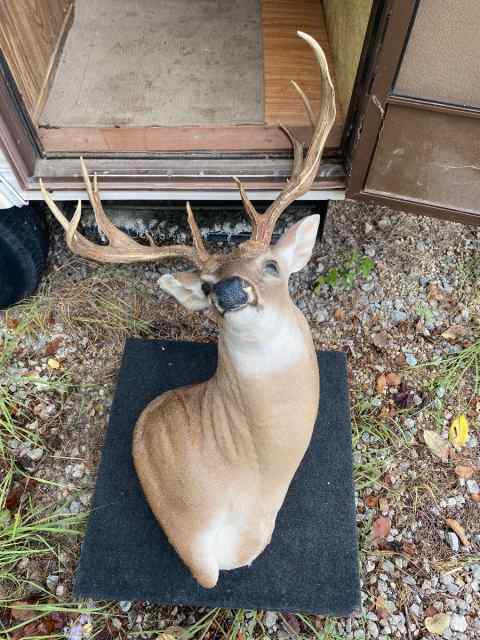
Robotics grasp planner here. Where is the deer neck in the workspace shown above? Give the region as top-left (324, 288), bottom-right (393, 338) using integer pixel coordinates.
top-left (212, 302), bottom-right (317, 416)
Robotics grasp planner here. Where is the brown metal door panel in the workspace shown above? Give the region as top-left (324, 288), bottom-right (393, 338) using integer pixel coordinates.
top-left (395, 0), bottom-right (480, 108)
top-left (366, 105), bottom-right (480, 215)
top-left (346, 0), bottom-right (480, 224)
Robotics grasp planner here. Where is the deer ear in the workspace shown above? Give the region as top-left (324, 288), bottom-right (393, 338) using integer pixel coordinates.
top-left (159, 272), bottom-right (210, 311)
top-left (272, 214), bottom-right (320, 273)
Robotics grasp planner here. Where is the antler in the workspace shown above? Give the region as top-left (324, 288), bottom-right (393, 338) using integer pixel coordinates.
top-left (39, 158), bottom-right (212, 269)
top-left (235, 31), bottom-right (336, 249)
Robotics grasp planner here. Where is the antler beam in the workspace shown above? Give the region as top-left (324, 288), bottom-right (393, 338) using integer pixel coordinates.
top-left (40, 158), bottom-right (210, 268)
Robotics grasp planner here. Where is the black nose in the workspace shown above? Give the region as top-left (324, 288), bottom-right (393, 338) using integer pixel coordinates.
top-left (201, 282), bottom-right (211, 296)
top-left (212, 277), bottom-right (249, 312)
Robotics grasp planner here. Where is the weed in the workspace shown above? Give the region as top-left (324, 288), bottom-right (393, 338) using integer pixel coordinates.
top-left (415, 303), bottom-right (434, 323)
top-left (314, 251), bottom-right (375, 293)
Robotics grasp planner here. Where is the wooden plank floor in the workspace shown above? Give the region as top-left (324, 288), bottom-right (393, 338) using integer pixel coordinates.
top-left (262, 0), bottom-right (343, 128)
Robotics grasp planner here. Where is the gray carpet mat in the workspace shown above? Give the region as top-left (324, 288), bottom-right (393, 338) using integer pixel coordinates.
top-left (74, 338), bottom-right (360, 615)
top-left (41, 0), bottom-right (264, 127)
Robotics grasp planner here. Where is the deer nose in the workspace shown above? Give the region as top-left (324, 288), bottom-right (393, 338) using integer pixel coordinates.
top-left (212, 277), bottom-right (250, 312)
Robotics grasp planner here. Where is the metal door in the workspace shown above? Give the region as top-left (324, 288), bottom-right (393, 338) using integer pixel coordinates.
top-left (345, 0), bottom-right (480, 225)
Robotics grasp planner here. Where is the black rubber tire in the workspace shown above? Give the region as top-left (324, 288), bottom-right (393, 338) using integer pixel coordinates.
top-left (0, 205), bottom-right (49, 309)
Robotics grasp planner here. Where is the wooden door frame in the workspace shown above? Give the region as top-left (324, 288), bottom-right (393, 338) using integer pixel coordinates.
top-left (344, 0), bottom-right (480, 225)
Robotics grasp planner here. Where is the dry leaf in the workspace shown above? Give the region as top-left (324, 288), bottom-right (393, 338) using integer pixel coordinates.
top-left (365, 495), bottom-right (379, 508)
top-left (372, 516), bottom-right (391, 540)
top-left (427, 283), bottom-right (445, 302)
top-left (375, 595), bottom-right (394, 620)
top-left (372, 331), bottom-right (389, 349)
top-left (379, 497), bottom-right (389, 515)
top-left (446, 518), bottom-right (469, 546)
top-left (441, 324), bottom-right (467, 341)
top-left (45, 337), bottom-right (63, 356)
top-left (402, 542), bottom-right (416, 555)
top-left (455, 464), bottom-right (474, 479)
top-left (449, 415), bottom-right (469, 448)
top-left (47, 358), bottom-right (60, 370)
top-left (376, 374), bottom-right (387, 394)
top-left (471, 493), bottom-right (480, 503)
top-left (385, 372), bottom-right (402, 387)
top-left (334, 308), bottom-right (345, 321)
top-left (10, 601), bottom-right (34, 621)
top-left (425, 613), bottom-right (450, 635)
top-left (423, 430), bottom-right (449, 462)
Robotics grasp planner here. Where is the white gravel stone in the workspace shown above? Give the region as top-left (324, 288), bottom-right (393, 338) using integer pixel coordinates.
top-left (367, 621), bottom-right (379, 638)
top-left (264, 611), bottom-right (277, 628)
top-left (447, 531), bottom-right (459, 552)
top-left (27, 447), bottom-right (44, 461)
top-left (466, 479), bottom-right (480, 494)
top-left (450, 614), bottom-right (467, 632)
top-left (46, 575), bottom-right (59, 590)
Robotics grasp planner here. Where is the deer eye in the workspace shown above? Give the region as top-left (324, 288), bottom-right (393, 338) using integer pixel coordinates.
top-left (263, 260), bottom-right (280, 276)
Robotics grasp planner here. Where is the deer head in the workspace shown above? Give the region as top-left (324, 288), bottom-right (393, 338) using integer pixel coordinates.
top-left (40, 32), bottom-right (336, 330)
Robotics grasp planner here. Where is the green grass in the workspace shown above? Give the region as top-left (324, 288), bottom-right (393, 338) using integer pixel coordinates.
top-left (314, 251), bottom-right (376, 293)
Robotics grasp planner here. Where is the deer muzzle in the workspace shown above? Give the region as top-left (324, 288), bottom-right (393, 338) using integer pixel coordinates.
top-left (210, 277), bottom-right (256, 314)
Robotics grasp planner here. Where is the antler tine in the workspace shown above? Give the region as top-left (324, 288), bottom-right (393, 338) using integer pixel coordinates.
top-left (40, 160), bottom-right (212, 268)
top-left (239, 31), bottom-right (336, 248)
top-left (290, 80), bottom-right (316, 130)
top-left (186, 202), bottom-right (211, 264)
top-left (279, 125), bottom-right (304, 179)
top-left (232, 176), bottom-right (265, 239)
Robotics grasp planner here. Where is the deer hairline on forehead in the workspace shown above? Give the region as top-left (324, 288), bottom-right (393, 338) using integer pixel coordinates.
top-left (40, 31), bottom-right (336, 589)
top-left (40, 31), bottom-right (335, 271)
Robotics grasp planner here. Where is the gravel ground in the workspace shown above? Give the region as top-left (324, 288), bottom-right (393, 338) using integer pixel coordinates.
top-left (1, 198), bottom-right (479, 639)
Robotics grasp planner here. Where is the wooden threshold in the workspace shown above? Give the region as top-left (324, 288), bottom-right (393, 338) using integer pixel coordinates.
top-left (39, 123), bottom-right (343, 154)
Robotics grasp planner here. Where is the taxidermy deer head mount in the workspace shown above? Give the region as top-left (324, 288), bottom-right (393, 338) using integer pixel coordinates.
top-left (41, 32), bottom-right (336, 588)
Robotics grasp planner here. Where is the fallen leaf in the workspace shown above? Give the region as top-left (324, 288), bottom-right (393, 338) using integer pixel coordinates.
top-left (5, 482), bottom-right (26, 511)
top-left (282, 613), bottom-right (301, 634)
top-left (6, 317), bottom-right (19, 329)
top-left (449, 415), bottom-right (469, 448)
top-left (446, 518), bottom-right (469, 546)
top-left (425, 613), bottom-right (450, 635)
top-left (454, 464), bottom-right (474, 479)
top-left (334, 308), bottom-right (345, 321)
top-left (427, 282), bottom-right (445, 302)
top-left (379, 497), bottom-right (389, 515)
top-left (375, 595), bottom-right (394, 620)
top-left (423, 430), bottom-right (449, 462)
top-left (45, 337), bottom-right (63, 356)
top-left (393, 383), bottom-right (417, 408)
top-left (372, 331), bottom-right (389, 349)
top-left (394, 353), bottom-right (406, 367)
top-left (365, 495), bottom-right (379, 508)
top-left (441, 324), bottom-right (467, 341)
top-left (10, 601), bottom-right (34, 621)
top-left (402, 542), bottom-right (416, 555)
top-left (372, 516), bottom-right (391, 541)
top-left (376, 374), bottom-right (387, 394)
top-left (471, 493), bottom-right (480, 503)
top-left (47, 358), bottom-right (60, 370)
top-left (385, 372), bottom-right (402, 387)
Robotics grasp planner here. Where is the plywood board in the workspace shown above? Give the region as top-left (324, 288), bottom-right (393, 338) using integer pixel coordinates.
top-left (40, 0), bottom-right (263, 127)
top-left (322, 0), bottom-right (372, 115)
top-left (262, 0), bottom-right (343, 128)
top-left (0, 0), bottom-right (73, 119)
